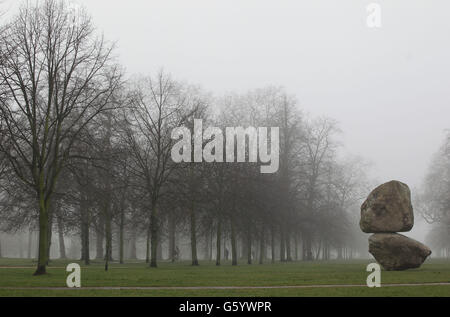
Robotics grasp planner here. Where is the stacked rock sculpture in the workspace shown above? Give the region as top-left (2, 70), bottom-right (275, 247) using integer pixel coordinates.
top-left (360, 180), bottom-right (431, 270)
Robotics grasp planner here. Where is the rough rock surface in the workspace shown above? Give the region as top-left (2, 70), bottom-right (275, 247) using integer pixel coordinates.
top-left (360, 180), bottom-right (414, 233)
top-left (369, 233), bottom-right (432, 271)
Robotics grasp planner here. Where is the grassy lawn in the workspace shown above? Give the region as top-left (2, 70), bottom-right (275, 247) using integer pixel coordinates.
top-left (0, 258), bottom-right (449, 296)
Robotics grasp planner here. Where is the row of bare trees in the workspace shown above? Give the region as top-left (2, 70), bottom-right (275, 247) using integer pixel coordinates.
top-left (0, 0), bottom-right (371, 275)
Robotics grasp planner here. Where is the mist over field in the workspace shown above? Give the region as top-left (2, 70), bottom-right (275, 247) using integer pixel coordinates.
top-left (0, 0), bottom-right (449, 278)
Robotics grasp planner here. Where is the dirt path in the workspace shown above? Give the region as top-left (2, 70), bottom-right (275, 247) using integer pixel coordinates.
top-left (1, 282), bottom-right (450, 290)
top-left (0, 266), bottom-right (135, 269)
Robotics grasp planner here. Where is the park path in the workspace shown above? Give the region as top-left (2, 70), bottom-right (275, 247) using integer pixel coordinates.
top-left (0, 266), bottom-right (136, 269)
top-left (1, 282), bottom-right (450, 290)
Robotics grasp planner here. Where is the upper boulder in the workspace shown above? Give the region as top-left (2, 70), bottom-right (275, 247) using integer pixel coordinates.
top-left (360, 180), bottom-right (414, 233)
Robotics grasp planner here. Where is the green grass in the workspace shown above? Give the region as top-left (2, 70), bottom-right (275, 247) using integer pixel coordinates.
top-left (1, 258), bottom-right (450, 296)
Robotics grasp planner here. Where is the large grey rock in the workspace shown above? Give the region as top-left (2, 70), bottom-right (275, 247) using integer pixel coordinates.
top-left (360, 180), bottom-right (414, 233)
top-left (369, 233), bottom-right (431, 270)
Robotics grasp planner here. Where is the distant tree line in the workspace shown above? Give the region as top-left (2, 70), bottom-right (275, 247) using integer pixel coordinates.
top-left (0, 0), bottom-right (372, 274)
top-left (420, 132), bottom-right (450, 258)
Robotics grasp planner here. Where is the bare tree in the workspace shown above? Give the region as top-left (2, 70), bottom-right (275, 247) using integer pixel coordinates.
top-left (0, 0), bottom-right (121, 275)
top-left (296, 117), bottom-right (340, 260)
top-left (125, 71), bottom-right (199, 267)
top-left (419, 132), bottom-right (450, 225)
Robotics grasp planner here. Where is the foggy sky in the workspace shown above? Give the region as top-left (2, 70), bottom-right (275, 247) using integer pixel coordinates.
top-left (2, 0), bottom-right (449, 239)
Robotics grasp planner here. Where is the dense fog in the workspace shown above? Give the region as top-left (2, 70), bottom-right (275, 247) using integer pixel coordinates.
top-left (0, 1), bottom-right (449, 271)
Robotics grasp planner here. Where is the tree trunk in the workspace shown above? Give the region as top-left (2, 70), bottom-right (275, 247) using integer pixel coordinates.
top-left (259, 225), bottom-right (265, 264)
top-left (157, 232), bottom-right (163, 261)
top-left (303, 230), bottom-right (313, 261)
top-left (57, 215), bottom-right (66, 259)
top-left (204, 229), bottom-right (210, 261)
top-left (286, 227), bottom-right (292, 261)
top-left (337, 246), bottom-right (343, 260)
top-left (223, 234), bottom-right (226, 261)
top-left (150, 204), bottom-right (158, 267)
top-left (129, 230), bottom-right (137, 260)
top-left (35, 231), bottom-right (39, 258)
top-left (80, 197), bottom-right (90, 265)
top-left (247, 225), bottom-right (252, 265)
top-left (46, 211), bottom-right (53, 264)
top-left (271, 225), bottom-right (275, 263)
top-left (119, 209), bottom-right (125, 264)
top-left (169, 215), bottom-right (176, 262)
top-left (315, 239), bottom-right (322, 260)
top-left (80, 220), bottom-right (87, 262)
top-left (80, 229), bottom-right (84, 261)
top-left (190, 202), bottom-right (199, 266)
top-left (209, 227), bottom-right (213, 261)
top-left (96, 217), bottom-right (104, 259)
top-left (322, 240), bottom-right (329, 260)
top-left (146, 224), bottom-right (150, 264)
top-left (34, 197), bottom-right (49, 276)
top-left (215, 219), bottom-right (221, 266)
top-left (104, 207), bottom-right (112, 269)
top-left (327, 242), bottom-right (330, 260)
top-left (230, 218), bottom-right (237, 266)
top-left (280, 228), bottom-right (286, 262)
top-left (83, 223), bottom-right (90, 264)
top-left (105, 213), bottom-right (112, 262)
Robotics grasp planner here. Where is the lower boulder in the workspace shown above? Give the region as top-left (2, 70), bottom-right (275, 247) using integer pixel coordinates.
top-left (369, 233), bottom-right (431, 271)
